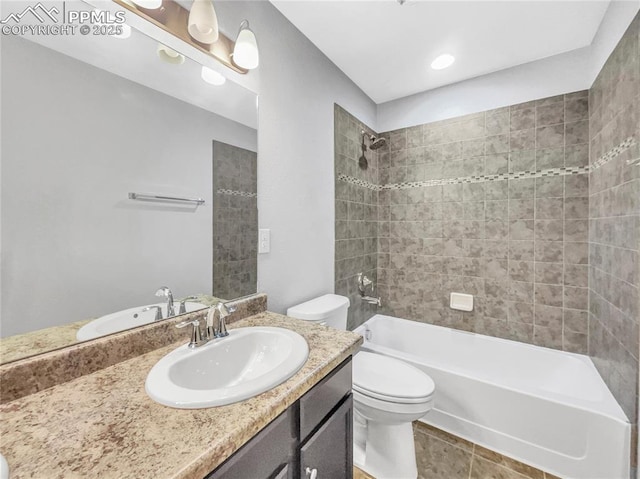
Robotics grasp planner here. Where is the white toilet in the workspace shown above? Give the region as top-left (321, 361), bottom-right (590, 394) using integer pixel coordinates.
top-left (287, 294), bottom-right (435, 479)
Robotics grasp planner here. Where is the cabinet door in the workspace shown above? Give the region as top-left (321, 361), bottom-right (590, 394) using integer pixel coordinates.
top-left (299, 395), bottom-right (353, 479)
top-left (207, 408), bottom-right (296, 479)
top-left (300, 358), bottom-right (351, 442)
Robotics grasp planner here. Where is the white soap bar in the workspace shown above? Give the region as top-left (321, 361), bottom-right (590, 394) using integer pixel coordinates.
top-left (450, 292), bottom-right (473, 312)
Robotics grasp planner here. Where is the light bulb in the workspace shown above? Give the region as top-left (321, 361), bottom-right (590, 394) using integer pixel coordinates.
top-left (233, 20), bottom-right (259, 70)
top-left (188, 0), bottom-right (219, 44)
top-left (157, 44), bottom-right (185, 64)
top-left (131, 0), bottom-right (162, 9)
top-left (201, 66), bottom-right (226, 86)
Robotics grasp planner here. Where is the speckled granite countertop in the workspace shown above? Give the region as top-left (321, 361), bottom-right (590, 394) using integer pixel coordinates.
top-left (0, 312), bottom-right (362, 479)
top-left (0, 319), bottom-right (90, 364)
top-left (0, 294), bottom-right (223, 364)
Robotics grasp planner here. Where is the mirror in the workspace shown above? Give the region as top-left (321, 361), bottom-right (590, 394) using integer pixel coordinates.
top-left (0, 1), bottom-right (258, 363)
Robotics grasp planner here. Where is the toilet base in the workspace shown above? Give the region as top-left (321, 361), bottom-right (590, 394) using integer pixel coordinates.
top-left (353, 413), bottom-right (418, 479)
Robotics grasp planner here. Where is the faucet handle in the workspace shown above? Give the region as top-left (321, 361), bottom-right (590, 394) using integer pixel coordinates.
top-left (205, 306), bottom-right (217, 340)
top-left (218, 314), bottom-right (229, 338)
top-left (176, 318), bottom-right (203, 349)
top-left (155, 286), bottom-right (171, 297)
top-left (141, 305), bottom-right (163, 321)
top-left (178, 296), bottom-right (198, 314)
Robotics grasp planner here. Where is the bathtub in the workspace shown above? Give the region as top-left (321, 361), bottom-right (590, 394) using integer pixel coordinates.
top-left (354, 314), bottom-right (630, 479)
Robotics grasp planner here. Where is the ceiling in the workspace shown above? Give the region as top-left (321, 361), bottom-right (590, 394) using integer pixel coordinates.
top-left (270, 0), bottom-right (612, 104)
top-left (4, 0), bottom-right (257, 129)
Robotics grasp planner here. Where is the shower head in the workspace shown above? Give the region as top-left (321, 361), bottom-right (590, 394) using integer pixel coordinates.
top-left (368, 135), bottom-right (387, 150)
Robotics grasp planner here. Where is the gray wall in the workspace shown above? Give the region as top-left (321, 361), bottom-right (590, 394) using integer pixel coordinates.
top-left (210, 2), bottom-right (378, 314)
top-left (588, 11), bottom-right (640, 443)
top-left (1, 36), bottom-right (256, 336)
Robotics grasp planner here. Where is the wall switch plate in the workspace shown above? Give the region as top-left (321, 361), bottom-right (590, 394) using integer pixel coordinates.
top-left (258, 229), bottom-right (270, 254)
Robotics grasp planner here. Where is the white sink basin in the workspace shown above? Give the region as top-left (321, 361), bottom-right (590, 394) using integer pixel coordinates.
top-left (145, 327), bottom-right (309, 409)
top-left (0, 453), bottom-right (8, 479)
top-left (76, 302), bottom-right (207, 341)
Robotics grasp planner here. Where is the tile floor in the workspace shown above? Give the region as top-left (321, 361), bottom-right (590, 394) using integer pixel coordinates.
top-left (354, 422), bottom-right (561, 479)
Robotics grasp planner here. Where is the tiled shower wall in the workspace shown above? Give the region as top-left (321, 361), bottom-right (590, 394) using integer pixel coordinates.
top-left (334, 105), bottom-right (380, 330)
top-left (375, 92), bottom-right (591, 352)
top-left (212, 141), bottom-right (258, 300)
top-left (588, 13), bottom-right (640, 429)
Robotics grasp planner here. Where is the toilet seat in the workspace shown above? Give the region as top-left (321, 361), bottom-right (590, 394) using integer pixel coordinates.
top-left (353, 352), bottom-right (435, 404)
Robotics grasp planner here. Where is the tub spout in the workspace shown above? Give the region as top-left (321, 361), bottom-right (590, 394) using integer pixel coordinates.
top-left (361, 295), bottom-right (382, 307)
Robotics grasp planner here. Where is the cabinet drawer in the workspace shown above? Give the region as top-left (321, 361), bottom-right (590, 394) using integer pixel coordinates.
top-left (207, 407), bottom-right (296, 479)
top-left (299, 358), bottom-right (352, 441)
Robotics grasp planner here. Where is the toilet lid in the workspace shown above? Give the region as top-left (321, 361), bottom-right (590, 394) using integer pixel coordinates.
top-left (353, 352), bottom-right (435, 401)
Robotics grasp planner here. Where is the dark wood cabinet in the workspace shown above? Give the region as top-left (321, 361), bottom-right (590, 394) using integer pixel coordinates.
top-left (299, 396), bottom-right (353, 479)
top-left (207, 358), bottom-right (353, 479)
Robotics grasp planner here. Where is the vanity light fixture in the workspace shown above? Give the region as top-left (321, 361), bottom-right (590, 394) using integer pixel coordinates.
top-left (232, 20), bottom-right (259, 70)
top-left (157, 43), bottom-right (185, 64)
top-left (188, 0), bottom-right (219, 44)
top-left (114, 0), bottom-right (257, 74)
top-left (201, 66), bottom-right (226, 86)
top-left (431, 54), bottom-right (455, 70)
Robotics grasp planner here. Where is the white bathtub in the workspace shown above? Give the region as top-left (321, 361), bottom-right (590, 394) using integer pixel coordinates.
top-left (354, 314), bottom-right (630, 479)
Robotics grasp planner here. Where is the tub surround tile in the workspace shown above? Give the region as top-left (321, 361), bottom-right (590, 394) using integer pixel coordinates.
top-left (334, 105), bottom-right (380, 330)
top-left (362, 92), bottom-right (592, 353)
top-left (0, 294), bottom-right (267, 404)
top-left (0, 312), bottom-right (363, 479)
top-left (212, 142), bottom-right (257, 300)
top-left (587, 12), bottom-right (640, 437)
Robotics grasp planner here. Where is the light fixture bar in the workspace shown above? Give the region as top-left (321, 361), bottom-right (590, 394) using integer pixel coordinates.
top-left (113, 0), bottom-right (248, 74)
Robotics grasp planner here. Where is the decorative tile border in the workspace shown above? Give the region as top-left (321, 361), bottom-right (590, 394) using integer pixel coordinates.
top-left (339, 166), bottom-right (589, 191)
top-left (337, 174), bottom-right (379, 191)
top-left (381, 165), bottom-right (590, 191)
top-left (339, 136), bottom-right (638, 191)
top-left (216, 189), bottom-right (257, 198)
top-left (591, 136), bottom-right (636, 169)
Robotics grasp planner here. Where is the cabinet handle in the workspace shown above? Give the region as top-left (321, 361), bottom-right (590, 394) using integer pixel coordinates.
top-left (305, 467), bottom-right (318, 479)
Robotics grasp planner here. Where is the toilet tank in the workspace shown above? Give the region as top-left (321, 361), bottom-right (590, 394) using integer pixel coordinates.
top-left (286, 294), bottom-right (350, 330)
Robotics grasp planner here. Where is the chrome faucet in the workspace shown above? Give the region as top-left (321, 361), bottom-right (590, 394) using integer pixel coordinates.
top-left (178, 296), bottom-right (198, 315)
top-left (175, 317), bottom-right (204, 349)
top-left (175, 301), bottom-right (238, 348)
top-left (357, 273), bottom-right (382, 306)
top-left (142, 305), bottom-right (163, 321)
top-left (205, 302), bottom-right (237, 339)
top-left (155, 286), bottom-right (175, 318)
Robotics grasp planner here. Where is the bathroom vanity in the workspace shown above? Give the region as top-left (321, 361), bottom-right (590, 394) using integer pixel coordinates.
top-left (0, 311), bottom-right (362, 478)
top-left (209, 358), bottom-right (353, 479)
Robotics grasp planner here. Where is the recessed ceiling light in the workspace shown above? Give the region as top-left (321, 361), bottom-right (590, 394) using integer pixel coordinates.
top-left (431, 54), bottom-right (455, 70)
top-left (201, 66), bottom-right (226, 86)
